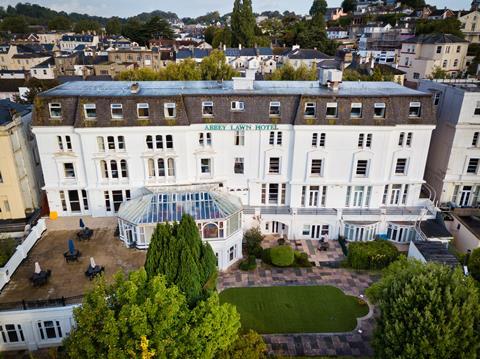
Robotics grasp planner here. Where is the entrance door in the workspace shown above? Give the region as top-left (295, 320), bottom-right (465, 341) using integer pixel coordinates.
top-left (460, 186), bottom-right (472, 207)
top-left (310, 225), bottom-right (321, 239)
top-left (272, 221), bottom-right (286, 235)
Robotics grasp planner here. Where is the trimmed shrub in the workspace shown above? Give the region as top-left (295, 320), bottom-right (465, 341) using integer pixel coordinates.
top-left (0, 238), bottom-right (17, 267)
top-left (347, 240), bottom-right (399, 270)
top-left (261, 248), bottom-right (272, 265)
top-left (270, 245), bottom-right (294, 267)
top-left (294, 251), bottom-right (312, 267)
top-left (239, 255), bottom-right (257, 271)
top-left (244, 227), bottom-right (263, 258)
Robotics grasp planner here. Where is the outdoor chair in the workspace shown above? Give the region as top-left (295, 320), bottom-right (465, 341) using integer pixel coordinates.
top-left (77, 227), bottom-right (94, 241)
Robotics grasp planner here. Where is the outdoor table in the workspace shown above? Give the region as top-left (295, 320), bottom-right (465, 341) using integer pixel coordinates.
top-left (85, 265), bottom-right (104, 280)
top-left (31, 270), bottom-right (51, 287)
top-left (64, 249), bottom-right (81, 263)
top-left (77, 227), bottom-right (94, 241)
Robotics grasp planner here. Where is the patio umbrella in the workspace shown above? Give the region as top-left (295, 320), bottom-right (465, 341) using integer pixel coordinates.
top-left (68, 239), bottom-right (75, 254)
top-left (79, 218), bottom-right (85, 229)
top-left (34, 262), bottom-right (41, 274)
top-left (90, 257), bottom-right (96, 268)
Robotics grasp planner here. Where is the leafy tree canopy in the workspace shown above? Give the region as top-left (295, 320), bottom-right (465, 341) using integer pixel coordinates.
top-left (231, 0), bottom-right (256, 47)
top-left (415, 19), bottom-right (464, 38)
top-left (341, 0), bottom-right (357, 13)
top-left (267, 63), bottom-right (318, 80)
top-left (468, 248), bottom-right (480, 281)
top-left (310, 0), bottom-right (328, 17)
top-left (73, 19), bottom-right (101, 34)
top-left (145, 215), bottom-right (217, 305)
top-left (47, 16), bottom-right (71, 31)
top-left (200, 50), bottom-right (239, 80)
top-left (121, 16), bottom-right (173, 45)
top-left (63, 269), bottom-right (241, 359)
top-left (1, 16), bottom-right (28, 33)
top-left (366, 258), bottom-right (480, 359)
top-left (105, 17), bottom-right (122, 35)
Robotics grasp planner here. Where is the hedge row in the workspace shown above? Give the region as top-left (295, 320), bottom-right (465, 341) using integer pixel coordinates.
top-left (347, 240), bottom-right (399, 270)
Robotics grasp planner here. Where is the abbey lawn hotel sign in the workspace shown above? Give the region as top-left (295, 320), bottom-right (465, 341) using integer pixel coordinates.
top-left (204, 124), bottom-right (279, 131)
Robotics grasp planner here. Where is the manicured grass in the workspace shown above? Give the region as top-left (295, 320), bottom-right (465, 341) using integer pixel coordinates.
top-left (219, 285), bottom-right (369, 334)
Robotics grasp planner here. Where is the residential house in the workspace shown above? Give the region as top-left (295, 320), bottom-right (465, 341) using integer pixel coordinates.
top-left (0, 45), bottom-right (51, 71)
top-left (325, 8), bottom-right (347, 22)
top-left (284, 48), bottom-right (334, 69)
top-left (30, 58), bottom-right (56, 80)
top-left (37, 32), bottom-right (68, 45)
top-left (0, 99), bottom-right (42, 221)
top-left (398, 33), bottom-right (469, 82)
top-left (458, 10), bottom-right (480, 43)
top-left (93, 62), bottom-right (136, 78)
top-left (327, 27), bottom-right (349, 40)
top-left (175, 48), bottom-right (211, 63)
top-left (59, 35), bottom-right (99, 53)
top-left (0, 80), bottom-right (27, 101)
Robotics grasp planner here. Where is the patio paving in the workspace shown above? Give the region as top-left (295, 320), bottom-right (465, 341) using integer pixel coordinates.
top-left (0, 228), bottom-right (146, 304)
top-left (218, 267), bottom-right (379, 357)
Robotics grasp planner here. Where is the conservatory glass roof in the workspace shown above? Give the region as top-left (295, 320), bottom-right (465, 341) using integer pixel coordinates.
top-left (118, 189), bottom-right (242, 225)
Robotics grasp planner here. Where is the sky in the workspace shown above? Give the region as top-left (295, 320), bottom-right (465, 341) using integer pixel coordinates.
top-left (2, 0), bottom-right (472, 18)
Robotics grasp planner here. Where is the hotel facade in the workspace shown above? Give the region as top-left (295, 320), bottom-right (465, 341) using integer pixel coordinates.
top-left (32, 76), bottom-right (437, 269)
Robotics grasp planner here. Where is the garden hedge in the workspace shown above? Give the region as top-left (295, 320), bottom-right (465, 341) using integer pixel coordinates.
top-left (347, 240), bottom-right (399, 270)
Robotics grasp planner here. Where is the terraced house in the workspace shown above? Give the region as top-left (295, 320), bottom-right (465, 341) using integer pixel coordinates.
top-left (32, 70), bottom-right (437, 269)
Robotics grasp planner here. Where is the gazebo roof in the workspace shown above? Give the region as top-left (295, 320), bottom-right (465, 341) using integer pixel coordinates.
top-left (118, 189), bottom-right (242, 225)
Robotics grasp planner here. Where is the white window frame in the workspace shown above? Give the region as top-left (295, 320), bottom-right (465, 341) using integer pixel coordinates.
top-left (202, 101), bottom-right (214, 117)
top-left (83, 103), bottom-right (97, 119)
top-left (269, 101), bottom-right (281, 117)
top-left (395, 158), bottom-right (408, 175)
top-left (310, 159), bottom-right (323, 176)
top-left (200, 158), bottom-right (212, 175)
top-left (137, 103), bottom-right (149, 118)
top-left (350, 103), bottom-right (363, 118)
top-left (110, 103), bottom-right (123, 119)
top-left (373, 102), bottom-right (386, 118)
top-left (355, 160), bottom-right (369, 177)
top-left (304, 102), bottom-right (316, 117)
top-left (268, 157), bottom-right (281, 174)
top-left (231, 101), bottom-right (245, 111)
top-left (409, 102), bottom-right (421, 117)
top-left (326, 102), bottom-right (338, 118)
top-left (49, 103), bottom-right (62, 118)
top-left (164, 103), bottom-right (176, 118)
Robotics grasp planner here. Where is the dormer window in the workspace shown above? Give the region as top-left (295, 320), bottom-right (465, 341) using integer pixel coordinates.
top-left (231, 101), bottom-right (245, 111)
top-left (202, 101), bottom-right (213, 117)
top-left (374, 103), bottom-right (386, 118)
top-left (304, 102), bottom-right (316, 117)
top-left (350, 103), bottom-right (362, 118)
top-left (111, 104), bottom-right (123, 119)
top-left (84, 104), bottom-right (96, 119)
top-left (326, 102), bottom-right (338, 118)
top-left (409, 102), bottom-right (421, 117)
top-left (164, 103), bottom-right (176, 118)
top-left (269, 101), bottom-right (281, 117)
top-left (137, 103), bottom-right (149, 118)
top-left (49, 103), bottom-right (62, 118)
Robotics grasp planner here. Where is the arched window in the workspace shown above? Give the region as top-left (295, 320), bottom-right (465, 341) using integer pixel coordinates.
top-left (111, 160), bottom-right (118, 178)
top-left (100, 160), bottom-right (108, 178)
top-left (167, 158), bottom-right (175, 176)
top-left (158, 159), bottom-right (165, 177)
top-left (203, 223), bottom-right (218, 239)
top-left (120, 160), bottom-right (128, 178)
top-left (146, 135), bottom-right (153, 149)
top-left (148, 159), bottom-right (155, 177)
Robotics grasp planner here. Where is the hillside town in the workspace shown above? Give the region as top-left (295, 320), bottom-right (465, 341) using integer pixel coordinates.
top-left (1, 0), bottom-right (480, 358)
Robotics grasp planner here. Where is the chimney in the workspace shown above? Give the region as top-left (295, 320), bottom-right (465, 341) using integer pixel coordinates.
top-left (233, 69), bottom-right (255, 90)
top-left (319, 67), bottom-right (343, 92)
top-left (130, 82), bottom-right (140, 94)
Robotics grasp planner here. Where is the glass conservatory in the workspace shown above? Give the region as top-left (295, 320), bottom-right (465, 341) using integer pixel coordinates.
top-left (117, 188), bottom-right (243, 250)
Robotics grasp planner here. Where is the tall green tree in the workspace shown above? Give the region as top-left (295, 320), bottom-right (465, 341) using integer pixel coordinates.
top-left (341, 0), bottom-right (357, 13)
top-left (366, 258), bottom-right (480, 359)
top-left (0, 16), bottom-right (28, 33)
top-left (309, 0), bottom-right (328, 17)
top-left (73, 19), bottom-right (101, 34)
top-left (468, 248), bottom-right (480, 281)
top-left (145, 215), bottom-right (217, 305)
top-left (47, 16), bottom-right (71, 31)
top-left (63, 269), bottom-right (240, 358)
top-left (212, 27), bottom-right (233, 48)
top-left (231, 0), bottom-right (256, 47)
top-left (204, 25), bottom-right (217, 45)
top-left (106, 17), bottom-right (122, 35)
top-left (267, 63), bottom-right (318, 80)
top-left (415, 19), bottom-right (464, 38)
top-left (200, 50), bottom-right (239, 80)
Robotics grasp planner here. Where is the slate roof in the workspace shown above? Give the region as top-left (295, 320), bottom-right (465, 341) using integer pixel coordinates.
top-left (176, 48), bottom-right (211, 59)
top-left (413, 241), bottom-right (459, 267)
top-left (257, 47), bottom-right (273, 56)
top-left (403, 33), bottom-right (469, 44)
top-left (287, 49), bottom-right (333, 60)
top-left (32, 57), bottom-right (55, 69)
top-left (0, 99), bottom-right (30, 126)
top-left (61, 35), bottom-right (95, 42)
top-left (420, 218), bottom-right (452, 239)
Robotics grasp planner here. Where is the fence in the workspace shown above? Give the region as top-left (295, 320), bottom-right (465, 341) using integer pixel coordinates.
top-left (0, 294), bottom-right (83, 312)
top-left (0, 218), bottom-right (46, 291)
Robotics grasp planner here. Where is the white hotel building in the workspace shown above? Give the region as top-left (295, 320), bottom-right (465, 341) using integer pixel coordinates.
top-left (32, 77), bottom-right (437, 269)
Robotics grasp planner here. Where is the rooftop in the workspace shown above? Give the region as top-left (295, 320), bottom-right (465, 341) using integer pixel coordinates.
top-left (118, 189), bottom-right (242, 225)
top-left (0, 99), bottom-right (30, 126)
top-left (403, 33), bottom-right (469, 44)
top-left (413, 241), bottom-right (459, 267)
top-left (0, 227), bottom-right (145, 305)
top-left (40, 80), bottom-right (428, 98)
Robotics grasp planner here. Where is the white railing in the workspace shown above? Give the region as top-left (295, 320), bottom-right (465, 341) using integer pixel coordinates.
top-left (0, 219), bottom-right (46, 291)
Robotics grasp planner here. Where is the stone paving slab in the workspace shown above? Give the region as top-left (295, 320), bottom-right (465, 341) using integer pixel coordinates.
top-left (218, 267), bottom-right (378, 357)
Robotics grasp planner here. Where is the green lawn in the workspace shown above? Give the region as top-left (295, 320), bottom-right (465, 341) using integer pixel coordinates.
top-left (219, 286), bottom-right (369, 334)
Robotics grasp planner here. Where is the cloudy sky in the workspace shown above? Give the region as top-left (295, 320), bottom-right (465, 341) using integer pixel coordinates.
top-left (2, 0), bottom-right (472, 18)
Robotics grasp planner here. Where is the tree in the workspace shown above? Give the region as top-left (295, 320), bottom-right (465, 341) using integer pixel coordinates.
top-left (309, 0), bottom-right (328, 17)
top-left (200, 49), bottom-right (239, 80)
top-left (429, 66), bottom-right (449, 79)
top-left (415, 19), bottom-right (464, 39)
top-left (0, 16), bottom-right (28, 33)
top-left (63, 269), bottom-right (240, 358)
top-left (267, 63), bottom-right (318, 81)
top-left (48, 16), bottom-right (71, 31)
top-left (14, 78), bottom-right (59, 104)
top-left (204, 26), bottom-right (217, 45)
top-left (219, 330), bottom-right (267, 359)
top-left (401, 0), bottom-right (426, 8)
top-left (366, 258), bottom-right (480, 358)
top-left (145, 215), bottom-right (217, 305)
top-left (143, 16), bottom-right (174, 41)
top-left (231, 0), bottom-right (256, 47)
top-left (341, 0), bottom-right (357, 13)
top-left (212, 27), bottom-right (233, 48)
top-left (73, 19), bottom-right (101, 34)
top-left (468, 248), bottom-right (480, 281)
top-left (106, 17), bottom-right (122, 35)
